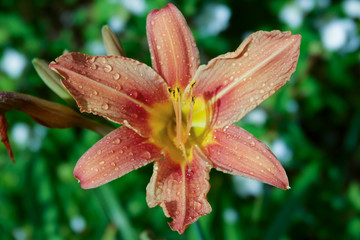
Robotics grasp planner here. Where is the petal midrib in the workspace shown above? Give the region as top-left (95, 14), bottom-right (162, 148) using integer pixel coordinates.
top-left (205, 38), bottom-right (296, 101)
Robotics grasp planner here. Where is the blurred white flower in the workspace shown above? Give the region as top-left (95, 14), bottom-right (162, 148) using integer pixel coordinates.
top-left (0, 48), bottom-right (27, 78)
top-left (12, 228), bottom-right (27, 240)
top-left (296, 0), bottom-right (316, 12)
top-left (286, 100), bottom-right (299, 113)
top-left (120, 0), bottom-right (146, 15)
top-left (108, 16), bottom-right (126, 33)
top-left (223, 208), bottom-right (239, 223)
top-left (320, 19), bottom-right (360, 52)
top-left (244, 108), bottom-right (267, 125)
top-left (233, 175), bottom-right (263, 198)
top-left (318, 0), bottom-right (331, 8)
top-left (343, 0), bottom-right (360, 18)
top-left (196, 4), bottom-right (231, 36)
top-left (70, 216), bottom-right (86, 233)
top-left (271, 138), bottom-right (293, 164)
top-left (86, 41), bottom-right (107, 56)
top-left (279, 4), bottom-right (303, 28)
top-left (29, 125), bottom-right (47, 151)
top-left (11, 123), bottom-right (30, 147)
top-left (10, 123), bottom-right (47, 152)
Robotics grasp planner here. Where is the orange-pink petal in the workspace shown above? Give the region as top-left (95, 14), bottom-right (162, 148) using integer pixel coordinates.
top-left (74, 126), bottom-right (162, 189)
top-left (203, 125), bottom-right (289, 189)
top-left (50, 53), bottom-right (169, 137)
top-left (193, 31), bottom-right (301, 128)
top-left (146, 152), bottom-right (212, 234)
top-left (146, 3), bottom-right (199, 89)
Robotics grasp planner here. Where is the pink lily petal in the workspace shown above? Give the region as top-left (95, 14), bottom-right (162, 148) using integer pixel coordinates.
top-left (147, 3), bottom-right (199, 89)
top-left (192, 31), bottom-right (301, 128)
top-left (146, 152), bottom-right (212, 234)
top-left (50, 53), bottom-right (169, 137)
top-left (74, 126), bottom-right (162, 189)
top-left (203, 125), bottom-right (289, 189)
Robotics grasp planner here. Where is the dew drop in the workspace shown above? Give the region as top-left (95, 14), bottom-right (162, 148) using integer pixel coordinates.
top-left (111, 162), bottom-right (116, 167)
top-left (115, 167), bottom-right (119, 171)
top-left (250, 141), bottom-right (256, 146)
top-left (156, 45), bottom-right (161, 50)
top-left (79, 85), bottom-right (83, 89)
top-left (119, 150), bottom-right (123, 154)
top-left (94, 168), bottom-right (99, 172)
top-left (99, 161), bottom-right (105, 165)
top-left (113, 138), bottom-right (121, 144)
top-left (97, 150), bottom-right (102, 155)
top-left (89, 56), bottom-right (96, 63)
top-left (113, 73), bottom-right (121, 80)
top-left (102, 103), bottom-right (109, 110)
top-left (90, 63), bottom-right (97, 70)
top-left (194, 201), bottom-right (202, 211)
top-left (93, 90), bottom-right (98, 96)
top-left (104, 64), bottom-right (112, 72)
top-left (151, 21), bottom-right (154, 25)
top-left (141, 151), bottom-right (151, 159)
top-left (129, 90), bottom-right (138, 98)
top-left (244, 52), bottom-right (248, 57)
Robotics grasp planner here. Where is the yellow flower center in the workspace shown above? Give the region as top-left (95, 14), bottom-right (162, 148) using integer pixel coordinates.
top-left (148, 82), bottom-right (212, 166)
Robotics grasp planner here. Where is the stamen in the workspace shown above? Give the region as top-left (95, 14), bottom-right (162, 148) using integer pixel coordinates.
top-left (179, 143), bottom-right (191, 171)
top-left (183, 81), bottom-right (196, 143)
top-left (183, 96), bottom-right (194, 143)
top-left (175, 88), bottom-right (182, 146)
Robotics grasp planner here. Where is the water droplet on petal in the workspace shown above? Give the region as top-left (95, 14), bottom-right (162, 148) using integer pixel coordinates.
top-left (194, 201), bottom-right (202, 211)
top-left (99, 161), bottom-right (105, 165)
top-left (244, 52), bottom-right (248, 57)
top-left (156, 45), bottom-right (161, 50)
top-left (104, 64), bottom-right (112, 72)
top-left (129, 90), bottom-right (138, 98)
top-left (89, 56), bottom-right (96, 63)
top-left (102, 103), bottom-right (109, 110)
top-left (111, 162), bottom-right (116, 167)
top-left (90, 63), bottom-right (97, 70)
top-left (113, 73), bottom-right (121, 80)
top-left (93, 90), bottom-right (98, 96)
top-left (79, 85), bottom-right (83, 89)
top-left (97, 150), bottom-right (102, 155)
top-left (141, 151), bottom-right (151, 159)
top-left (113, 138), bottom-right (121, 144)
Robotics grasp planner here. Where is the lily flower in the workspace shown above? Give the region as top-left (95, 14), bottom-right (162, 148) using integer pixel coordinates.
top-left (49, 3), bottom-right (301, 233)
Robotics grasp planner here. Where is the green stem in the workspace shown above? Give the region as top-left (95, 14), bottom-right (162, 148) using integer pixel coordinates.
top-left (193, 221), bottom-right (206, 240)
top-left (95, 185), bottom-right (137, 240)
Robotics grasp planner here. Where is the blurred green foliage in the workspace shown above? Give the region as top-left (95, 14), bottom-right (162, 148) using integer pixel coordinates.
top-left (1, 0), bottom-right (359, 239)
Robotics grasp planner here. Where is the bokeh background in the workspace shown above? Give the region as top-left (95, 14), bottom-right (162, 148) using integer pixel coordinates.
top-left (1, 0), bottom-right (360, 239)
